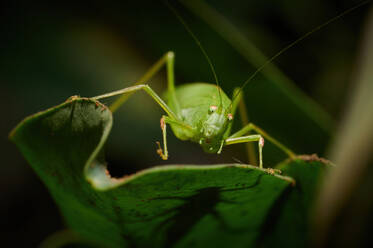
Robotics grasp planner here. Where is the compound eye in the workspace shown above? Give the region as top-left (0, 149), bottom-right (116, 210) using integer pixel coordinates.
top-left (227, 113), bottom-right (233, 121)
top-left (209, 105), bottom-right (218, 114)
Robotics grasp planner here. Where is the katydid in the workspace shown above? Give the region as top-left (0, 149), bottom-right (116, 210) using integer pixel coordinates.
top-left (93, 51), bottom-right (295, 169)
top-left (93, 0), bottom-right (370, 169)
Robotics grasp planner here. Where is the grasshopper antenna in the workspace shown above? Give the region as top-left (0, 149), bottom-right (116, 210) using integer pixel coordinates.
top-left (231, 0), bottom-right (372, 103)
top-left (164, 0), bottom-right (223, 108)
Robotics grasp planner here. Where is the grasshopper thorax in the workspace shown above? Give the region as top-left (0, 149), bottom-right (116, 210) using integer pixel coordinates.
top-left (199, 105), bottom-right (232, 153)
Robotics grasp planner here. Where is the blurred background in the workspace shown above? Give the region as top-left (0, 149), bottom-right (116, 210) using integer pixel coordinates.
top-left (1, 0), bottom-right (372, 247)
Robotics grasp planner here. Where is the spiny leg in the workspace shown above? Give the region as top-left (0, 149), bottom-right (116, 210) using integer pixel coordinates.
top-left (225, 134), bottom-right (265, 168)
top-left (94, 84), bottom-right (192, 159)
top-left (226, 88), bottom-right (295, 166)
top-left (94, 84), bottom-right (178, 119)
top-left (229, 88), bottom-right (257, 165)
top-left (229, 122), bottom-right (296, 159)
top-left (156, 117), bottom-right (168, 160)
top-left (156, 115), bottom-right (193, 160)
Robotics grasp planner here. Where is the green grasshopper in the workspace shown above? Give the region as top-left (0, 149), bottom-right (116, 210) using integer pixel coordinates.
top-left (93, 49), bottom-right (295, 169)
top-left (93, 1), bottom-right (369, 169)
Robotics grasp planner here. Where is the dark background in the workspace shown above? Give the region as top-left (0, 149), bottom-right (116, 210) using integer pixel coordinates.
top-left (1, 0), bottom-right (371, 247)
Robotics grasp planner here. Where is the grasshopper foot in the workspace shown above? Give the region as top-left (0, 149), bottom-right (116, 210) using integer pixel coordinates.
top-left (265, 168), bottom-right (282, 175)
top-left (156, 141), bottom-right (168, 160)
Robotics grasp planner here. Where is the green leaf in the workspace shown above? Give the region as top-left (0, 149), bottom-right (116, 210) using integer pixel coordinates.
top-left (256, 156), bottom-right (331, 247)
top-left (10, 98), bottom-right (328, 248)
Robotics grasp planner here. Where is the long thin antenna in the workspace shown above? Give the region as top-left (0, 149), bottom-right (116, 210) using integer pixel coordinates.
top-left (164, 0), bottom-right (223, 106)
top-left (232, 0), bottom-right (371, 102)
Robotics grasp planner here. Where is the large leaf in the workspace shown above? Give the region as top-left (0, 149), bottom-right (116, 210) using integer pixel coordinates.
top-left (10, 97), bottom-right (328, 247)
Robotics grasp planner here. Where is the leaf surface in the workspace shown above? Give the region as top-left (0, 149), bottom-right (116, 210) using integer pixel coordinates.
top-left (10, 98), bottom-right (327, 248)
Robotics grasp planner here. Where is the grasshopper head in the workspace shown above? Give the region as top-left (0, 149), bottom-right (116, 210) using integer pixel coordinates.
top-left (199, 105), bottom-right (233, 153)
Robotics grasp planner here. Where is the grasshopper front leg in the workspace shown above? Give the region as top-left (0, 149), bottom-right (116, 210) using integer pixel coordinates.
top-left (227, 88), bottom-right (257, 165)
top-left (225, 123), bottom-right (296, 168)
top-left (226, 87), bottom-right (296, 167)
top-left (225, 134), bottom-right (265, 168)
top-left (156, 116), bottom-right (193, 160)
top-left (228, 123), bottom-right (296, 159)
